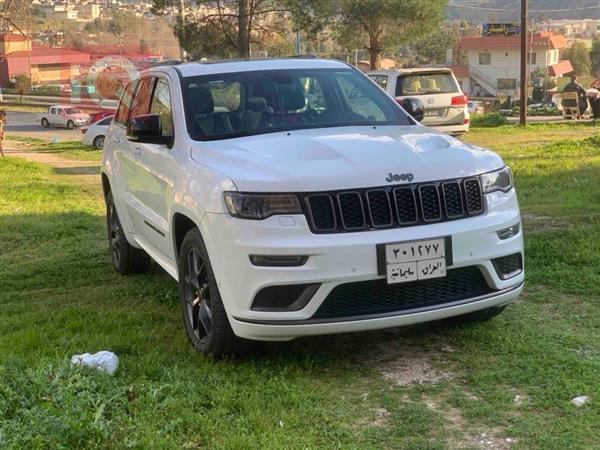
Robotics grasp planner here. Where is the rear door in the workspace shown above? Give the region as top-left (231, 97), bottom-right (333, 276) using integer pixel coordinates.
top-left (395, 71), bottom-right (465, 127)
top-left (106, 79), bottom-right (139, 233)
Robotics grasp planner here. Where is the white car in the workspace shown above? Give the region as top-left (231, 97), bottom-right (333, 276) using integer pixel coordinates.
top-left (40, 105), bottom-right (90, 129)
top-left (368, 68), bottom-right (470, 135)
top-left (81, 115), bottom-right (113, 149)
top-left (102, 58), bottom-right (523, 358)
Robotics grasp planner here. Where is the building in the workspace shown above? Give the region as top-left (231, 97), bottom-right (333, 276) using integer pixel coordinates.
top-left (453, 32), bottom-right (572, 98)
top-left (0, 33), bottom-right (90, 86)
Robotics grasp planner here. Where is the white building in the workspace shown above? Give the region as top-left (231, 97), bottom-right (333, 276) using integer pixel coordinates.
top-left (454, 32), bottom-right (572, 98)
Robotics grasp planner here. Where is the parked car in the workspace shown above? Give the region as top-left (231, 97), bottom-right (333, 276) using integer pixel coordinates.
top-left (102, 58), bottom-right (523, 358)
top-left (81, 115), bottom-right (113, 149)
top-left (368, 68), bottom-right (470, 135)
top-left (89, 100), bottom-right (119, 124)
top-left (40, 105), bottom-right (90, 129)
top-left (468, 100), bottom-right (484, 115)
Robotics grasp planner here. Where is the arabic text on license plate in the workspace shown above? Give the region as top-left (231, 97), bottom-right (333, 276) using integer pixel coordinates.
top-left (384, 238), bottom-right (447, 284)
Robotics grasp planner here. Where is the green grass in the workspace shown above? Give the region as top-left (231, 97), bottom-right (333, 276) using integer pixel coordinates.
top-left (2, 125), bottom-right (600, 449)
top-left (7, 138), bottom-right (102, 162)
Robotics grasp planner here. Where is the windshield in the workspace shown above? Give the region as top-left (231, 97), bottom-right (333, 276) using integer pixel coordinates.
top-left (396, 72), bottom-right (460, 96)
top-left (181, 68), bottom-right (412, 141)
top-left (64, 107), bottom-right (81, 115)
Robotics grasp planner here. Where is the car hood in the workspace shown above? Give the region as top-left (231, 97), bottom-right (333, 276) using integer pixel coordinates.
top-left (190, 126), bottom-right (504, 192)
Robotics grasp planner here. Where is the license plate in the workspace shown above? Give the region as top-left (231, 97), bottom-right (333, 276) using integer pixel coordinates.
top-left (377, 237), bottom-right (451, 284)
top-left (424, 109), bottom-right (444, 117)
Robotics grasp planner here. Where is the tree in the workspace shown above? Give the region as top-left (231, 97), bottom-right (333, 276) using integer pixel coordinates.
top-left (14, 73), bottom-right (32, 101)
top-left (562, 41), bottom-right (591, 76)
top-left (591, 38), bottom-right (600, 77)
top-left (335, 0), bottom-right (448, 70)
top-left (153, 0), bottom-right (292, 58)
top-left (399, 27), bottom-right (459, 66)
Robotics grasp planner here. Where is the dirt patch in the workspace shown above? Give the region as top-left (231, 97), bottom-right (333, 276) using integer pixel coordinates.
top-left (357, 331), bottom-right (457, 386)
top-left (379, 355), bottom-right (455, 387)
top-left (357, 407), bottom-right (391, 428)
top-left (424, 396), bottom-right (515, 449)
top-left (522, 213), bottom-right (569, 233)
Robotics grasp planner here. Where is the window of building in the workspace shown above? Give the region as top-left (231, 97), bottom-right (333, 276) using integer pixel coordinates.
top-left (497, 79), bottom-right (517, 90)
top-left (527, 52), bottom-right (537, 64)
top-left (479, 53), bottom-right (492, 65)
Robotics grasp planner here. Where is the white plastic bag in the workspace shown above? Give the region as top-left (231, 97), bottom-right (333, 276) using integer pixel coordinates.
top-left (70, 351), bottom-right (119, 375)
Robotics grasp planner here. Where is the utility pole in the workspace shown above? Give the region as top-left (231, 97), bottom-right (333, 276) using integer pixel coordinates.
top-left (519, 0), bottom-right (528, 126)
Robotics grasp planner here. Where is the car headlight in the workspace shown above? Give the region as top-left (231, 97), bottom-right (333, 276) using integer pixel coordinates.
top-left (480, 167), bottom-right (513, 194)
top-left (223, 192), bottom-right (302, 219)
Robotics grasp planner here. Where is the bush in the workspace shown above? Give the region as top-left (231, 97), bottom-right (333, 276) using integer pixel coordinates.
top-left (470, 112), bottom-right (506, 127)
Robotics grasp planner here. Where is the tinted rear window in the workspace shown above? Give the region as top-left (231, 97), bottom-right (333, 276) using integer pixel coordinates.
top-left (395, 72), bottom-right (459, 96)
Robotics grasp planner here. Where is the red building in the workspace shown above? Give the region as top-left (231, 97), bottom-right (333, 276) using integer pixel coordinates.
top-left (0, 32), bottom-right (90, 87)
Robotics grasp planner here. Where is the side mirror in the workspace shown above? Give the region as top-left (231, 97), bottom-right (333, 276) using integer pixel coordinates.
top-left (399, 97), bottom-right (425, 122)
top-left (127, 114), bottom-right (172, 146)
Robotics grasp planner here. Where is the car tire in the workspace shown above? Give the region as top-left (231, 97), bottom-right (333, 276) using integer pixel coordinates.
top-left (93, 135), bottom-right (105, 150)
top-left (178, 228), bottom-right (252, 358)
top-left (444, 306), bottom-right (506, 325)
top-left (67, 120), bottom-right (75, 130)
top-left (41, 118), bottom-right (49, 128)
top-left (105, 190), bottom-right (149, 274)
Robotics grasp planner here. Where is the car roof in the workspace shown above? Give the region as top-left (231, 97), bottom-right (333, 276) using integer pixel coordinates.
top-left (367, 67), bottom-right (453, 75)
top-left (150, 57), bottom-right (352, 78)
top-left (50, 104), bottom-right (77, 108)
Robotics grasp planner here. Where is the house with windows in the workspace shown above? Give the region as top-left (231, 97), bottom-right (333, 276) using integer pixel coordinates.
top-left (453, 32), bottom-right (572, 98)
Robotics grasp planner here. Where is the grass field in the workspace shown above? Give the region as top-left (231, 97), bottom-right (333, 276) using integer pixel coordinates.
top-left (1, 123), bottom-right (600, 449)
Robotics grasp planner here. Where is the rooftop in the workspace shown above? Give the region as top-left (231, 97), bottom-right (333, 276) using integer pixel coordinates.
top-left (459, 33), bottom-right (568, 50)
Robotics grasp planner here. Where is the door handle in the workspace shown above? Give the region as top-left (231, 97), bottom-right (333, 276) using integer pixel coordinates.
top-left (113, 137), bottom-right (121, 144)
top-left (133, 146), bottom-right (142, 156)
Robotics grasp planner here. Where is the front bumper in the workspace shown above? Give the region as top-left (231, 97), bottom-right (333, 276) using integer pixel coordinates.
top-left (201, 189), bottom-right (523, 341)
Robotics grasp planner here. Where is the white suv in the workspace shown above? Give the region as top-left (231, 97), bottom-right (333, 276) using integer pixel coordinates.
top-left (101, 58), bottom-right (523, 358)
top-left (368, 68), bottom-right (470, 135)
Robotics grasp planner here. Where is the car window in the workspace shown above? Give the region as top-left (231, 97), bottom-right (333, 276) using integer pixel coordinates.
top-left (129, 77), bottom-right (154, 120)
top-left (395, 73), bottom-right (459, 96)
top-left (300, 76), bottom-right (326, 111)
top-left (181, 68), bottom-right (410, 141)
top-left (150, 78), bottom-right (174, 137)
top-left (99, 117), bottom-right (113, 126)
top-left (209, 81), bottom-right (241, 112)
top-left (337, 74), bottom-right (387, 121)
top-left (369, 75), bottom-right (388, 90)
top-left (115, 80), bottom-right (138, 125)
top-left (50, 107), bottom-right (56, 114)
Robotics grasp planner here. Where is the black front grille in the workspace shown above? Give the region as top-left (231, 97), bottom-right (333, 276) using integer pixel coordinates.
top-left (492, 253), bottom-right (523, 280)
top-left (303, 177), bottom-right (484, 233)
top-left (312, 266), bottom-right (493, 320)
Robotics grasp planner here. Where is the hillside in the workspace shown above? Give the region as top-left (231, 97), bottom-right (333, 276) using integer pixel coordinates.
top-left (447, 0), bottom-right (600, 22)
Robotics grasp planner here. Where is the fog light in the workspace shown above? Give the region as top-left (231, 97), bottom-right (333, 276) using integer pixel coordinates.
top-left (497, 222), bottom-right (520, 240)
top-left (249, 255), bottom-right (308, 267)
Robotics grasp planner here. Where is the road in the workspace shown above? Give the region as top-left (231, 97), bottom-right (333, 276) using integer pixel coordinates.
top-left (5, 111), bottom-right (82, 142)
